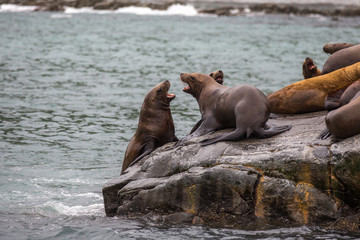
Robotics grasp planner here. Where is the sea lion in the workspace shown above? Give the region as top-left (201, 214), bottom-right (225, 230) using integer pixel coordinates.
top-left (268, 62), bottom-right (360, 114)
top-left (302, 57), bottom-right (322, 79)
top-left (324, 80), bottom-right (360, 110)
top-left (302, 43), bottom-right (358, 79)
top-left (189, 70), bottom-right (225, 135)
top-left (121, 80), bottom-right (178, 174)
top-left (325, 92), bottom-right (360, 139)
top-left (322, 44), bottom-right (360, 75)
top-left (209, 70), bottom-right (224, 84)
top-left (175, 73), bottom-right (291, 147)
top-left (323, 42), bottom-right (354, 55)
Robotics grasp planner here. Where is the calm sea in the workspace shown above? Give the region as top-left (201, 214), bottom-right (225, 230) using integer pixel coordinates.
top-left (1, 5), bottom-right (360, 239)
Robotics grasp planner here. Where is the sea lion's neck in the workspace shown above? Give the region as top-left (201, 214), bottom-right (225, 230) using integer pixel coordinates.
top-left (197, 82), bottom-right (226, 113)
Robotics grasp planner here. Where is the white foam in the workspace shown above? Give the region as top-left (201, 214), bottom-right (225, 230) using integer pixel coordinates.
top-left (46, 201), bottom-right (104, 216)
top-left (0, 4), bottom-right (37, 12)
top-left (50, 13), bottom-right (73, 19)
top-left (64, 4), bottom-right (199, 16)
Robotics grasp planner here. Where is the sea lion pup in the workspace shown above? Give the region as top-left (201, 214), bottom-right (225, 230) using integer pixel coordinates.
top-left (268, 62), bottom-right (360, 114)
top-left (209, 70), bottom-right (224, 84)
top-left (175, 73), bottom-right (291, 147)
top-left (121, 80), bottom-right (178, 174)
top-left (303, 57), bottom-right (322, 79)
top-left (324, 92), bottom-right (360, 139)
top-left (323, 42), bottom-right (354, 55)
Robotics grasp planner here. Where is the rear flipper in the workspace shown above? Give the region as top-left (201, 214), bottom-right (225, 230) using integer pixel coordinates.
top-left (200, 128), bottom-right (246, 146)
top-left (318, 128), bottom-right (331, 140)
top-left (257, 125), bottom-right (292, 138)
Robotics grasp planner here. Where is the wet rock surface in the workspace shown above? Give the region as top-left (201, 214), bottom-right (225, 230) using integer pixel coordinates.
top-left (103, 111), bottom-right (360, 231)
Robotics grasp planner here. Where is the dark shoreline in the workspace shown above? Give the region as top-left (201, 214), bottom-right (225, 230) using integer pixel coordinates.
top-left (2, 0), bottom-right (360, 16)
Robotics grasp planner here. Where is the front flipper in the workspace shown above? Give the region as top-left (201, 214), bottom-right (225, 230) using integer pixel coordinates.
top-left (174, 118), bottom-right (218, 148)
top-left (258, 125), bottom-right (292, 138)
top-left (318, 128), bottom-right (331, 140)
top-left (129, 139), bottom-right (157, 167)
top-left (200, 128), bottom-right (246, 146)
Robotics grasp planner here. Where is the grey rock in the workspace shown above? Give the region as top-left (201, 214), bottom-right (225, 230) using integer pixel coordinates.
top-left (103, 111), bottom-right (360, 230)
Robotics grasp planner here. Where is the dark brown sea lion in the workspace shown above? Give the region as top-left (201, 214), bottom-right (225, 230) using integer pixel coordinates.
top-left (175, 73), bottom-right (291, 147)
top-left (323, 43), bottom-right (354, 55)
top-left (209, 70), bottom-right (224, 84)
top-left (325, 92), bottom-right (360, 139)
top-left (302, 57), bottom-right (322, 79)
top-left (121, 80), bottom-right (178, 174)
top-left (322, 44), bottom-right (360, 75)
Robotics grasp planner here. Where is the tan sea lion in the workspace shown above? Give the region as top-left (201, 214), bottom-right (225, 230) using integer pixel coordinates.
top-left (325, 93), bottom-right (360, 139)
top-left (302, 57), bottom-right (322, 79)
top-left (175, 73), bottom-right (291, 147)
top-left (323, 42), bottom-right (354, 55)
top-left (268, 62), bottom-right (360, 114)
top-left (121, 80), bottom-right (178, 174)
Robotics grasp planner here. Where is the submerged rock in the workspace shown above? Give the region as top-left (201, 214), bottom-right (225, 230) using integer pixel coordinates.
top-left (103, 111), bottom-right (360, 230)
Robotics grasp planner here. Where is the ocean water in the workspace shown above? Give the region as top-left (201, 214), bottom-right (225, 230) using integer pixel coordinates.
top-left (1, 4), bottom-right (360, 239)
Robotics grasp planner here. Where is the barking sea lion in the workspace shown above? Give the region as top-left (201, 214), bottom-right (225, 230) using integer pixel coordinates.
top-left (121, 80), bottom-right (178, 174)
top-left (175, 73), bottom-right (291, 147)
top-left (302, 57), bottom-right (322, 79)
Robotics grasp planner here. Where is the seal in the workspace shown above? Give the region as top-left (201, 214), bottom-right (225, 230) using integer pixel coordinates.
top-left (322, 44), bottom-right (360, 75)
top-left (302, 57), bottom-right (322, 79)
top-left (268, 62), bottom-right (360, 114)
top-left (325, 92), bottom-right (360, 139)
top-left (209, 70), bottom-right (224, 84)
top-left (175, 73), bottom-right (291, 147)
top-left (121, 80), bottom-right (178, 174)
top-left (323, 42), bottom-right (354, 55)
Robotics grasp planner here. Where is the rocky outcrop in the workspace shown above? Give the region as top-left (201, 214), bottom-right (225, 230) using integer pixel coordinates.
top-left (2, 0), bottom-right (360, 16)
top-left (103, 111), bottom-right (360, 230)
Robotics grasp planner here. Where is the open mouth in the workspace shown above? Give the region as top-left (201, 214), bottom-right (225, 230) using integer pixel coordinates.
top-left (307, 60), bottom-right (316, 71)
top-left (167, 93), bottom-right (175, 100)
top-left (216, 77), bottom-right (223, 84)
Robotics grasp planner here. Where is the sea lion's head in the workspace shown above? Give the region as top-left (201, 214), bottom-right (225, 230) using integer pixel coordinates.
top-left (302, 57), bottom-right (321, 79)
top-left (145, 80), bottom-right (175, 108)
top-left (209, 70), bottom-right (224, 84)
top-left (180, 72), bottom-right (215, 99)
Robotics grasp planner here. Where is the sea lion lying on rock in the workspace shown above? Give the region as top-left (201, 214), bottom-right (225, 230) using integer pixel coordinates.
top-left (323, 42), bottom-right (354, 55)
top-left (325, 90), bottom-right (360, 139)
top-left (303, 43), bottom-right (359, 79)
top-left (175, 73), bottom-right (291, 147)
top-left (268, 62), bottom-right (360, 114)
top-left (319, 80), bottom-right (360, 139)
top-left (121, 80), bottom-right (178, 174)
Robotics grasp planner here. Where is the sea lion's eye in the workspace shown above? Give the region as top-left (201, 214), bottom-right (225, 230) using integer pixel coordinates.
top-left (190, 76), bottom-right (195, 81)
top-left (157, 89), bottom-right (162, 94)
